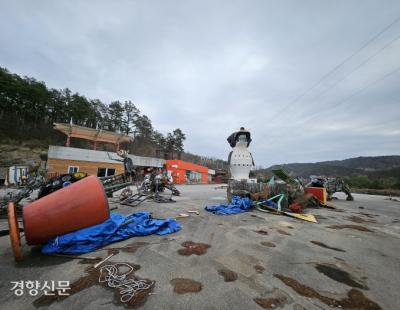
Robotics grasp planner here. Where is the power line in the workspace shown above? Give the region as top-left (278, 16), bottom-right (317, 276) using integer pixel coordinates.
top-left (290, 64), bottom-right (400, 127)
top-left (303, 33), bottom-right (400, 106)
top-left (269, 15), bottom-right (400, 118)
top-left (328, 66), bottom-right (400, 110)
top-left (264, 64), bottom-right (400, 147)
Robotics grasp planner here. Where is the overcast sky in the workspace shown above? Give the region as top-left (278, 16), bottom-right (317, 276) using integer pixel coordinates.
top-left (1, 0), bottom-right (400, 167)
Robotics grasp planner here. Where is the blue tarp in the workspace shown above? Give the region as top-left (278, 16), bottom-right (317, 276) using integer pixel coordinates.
top-left (205, 196), bottom-right (253, 215)
top-left (42, 212), bottom-right (181, 254)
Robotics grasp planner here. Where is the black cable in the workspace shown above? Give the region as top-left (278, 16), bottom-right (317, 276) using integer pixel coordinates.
top-left (291, 65), bottom-right (400, 126)
top-left (304, 33), bottom-right (400, 106)
top-left (270, 15), bottom-right (400, 118)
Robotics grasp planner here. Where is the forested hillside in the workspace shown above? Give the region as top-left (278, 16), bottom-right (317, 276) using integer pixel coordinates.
top-left (181, 152), bottom-right (228, 171)
top-left (0, 67), bottom-right (186, 162)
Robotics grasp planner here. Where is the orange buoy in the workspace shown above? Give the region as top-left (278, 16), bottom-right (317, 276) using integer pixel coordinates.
top-left (23, 175), bottom-right (109, 245)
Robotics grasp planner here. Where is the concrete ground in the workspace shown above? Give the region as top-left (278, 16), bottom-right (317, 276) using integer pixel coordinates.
top-left (0, 184), bottom-right (399, 310)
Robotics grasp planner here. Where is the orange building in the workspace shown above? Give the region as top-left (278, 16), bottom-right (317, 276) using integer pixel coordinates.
top-left (165, 160), bottom-right (208, 184)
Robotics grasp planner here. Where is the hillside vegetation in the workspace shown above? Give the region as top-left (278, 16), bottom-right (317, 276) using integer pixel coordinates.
top-left (263, 156), bottom-right (400, 190)
top-left (0, 67), bottom-right (187, 163)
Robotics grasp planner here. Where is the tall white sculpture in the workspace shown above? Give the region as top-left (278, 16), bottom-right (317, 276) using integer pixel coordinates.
top-left (227, 127), bottom-right (255, 180)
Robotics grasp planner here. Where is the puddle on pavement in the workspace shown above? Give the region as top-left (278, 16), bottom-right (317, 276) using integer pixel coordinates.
top-left (170, 278), bottom-right (202, 294)
top-left (33, 261), bottom-right (154, 308)
top-left (310, 241), bottom-right (346, 252)
top-left (218, 268), bottom-right (238, 282)
top-left (277, 229), bottom-right (291, 236)
top-left (274, 274), bottom-right (381, 309)
top-left (178, 241), bottom-right (211, 256)
top-left (347, 216), bottom-right (376, 224)
top-left (254, 296), bottom-right (288, 309)
top-left (255, 229), bottom-right (269, 235)
top-left (254, 288), bottom-right (291, 309)
top-left (254, 265), bottom-right (265, 273)
top-left (315, 263), bottom-right (368, 289)
top-left (261, 241), bottom-right (276, 247)
top-left (327, 224), bottom-right (372, 232)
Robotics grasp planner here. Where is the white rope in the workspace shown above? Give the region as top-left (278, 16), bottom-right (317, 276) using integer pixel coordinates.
top-left (98, 263), bottom-right (153, 303)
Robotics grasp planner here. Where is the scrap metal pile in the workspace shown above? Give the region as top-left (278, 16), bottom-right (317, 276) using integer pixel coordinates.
top-left (222, 127), bottom-right (354, 223)
top-left (105, 149), bottom-right (180, 207)
top-left (0, 172), bottom-right (44, 218)
top-left (308, 175), bottom-right (354, 201)
top-left (253, 168), bottom-right (325, 223)
top-left (119, 168), bottom-right (180, 207)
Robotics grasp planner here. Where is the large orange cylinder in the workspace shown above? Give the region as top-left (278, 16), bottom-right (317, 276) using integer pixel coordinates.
top-left (23, 175), bottom-right (109, 245)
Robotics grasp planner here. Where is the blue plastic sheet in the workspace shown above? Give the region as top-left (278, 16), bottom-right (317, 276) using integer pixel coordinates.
top-left (42, 212), bottom-right (181, 254)
top-left (205, 196), bottom-right (253, 215)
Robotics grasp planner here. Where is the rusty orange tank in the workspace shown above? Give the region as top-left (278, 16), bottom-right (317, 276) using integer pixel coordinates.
top-left (23, 175), bottom-right (109, 245)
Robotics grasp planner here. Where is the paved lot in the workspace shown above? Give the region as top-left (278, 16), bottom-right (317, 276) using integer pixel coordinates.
top-left (0, 184), bottom-right (399, 309)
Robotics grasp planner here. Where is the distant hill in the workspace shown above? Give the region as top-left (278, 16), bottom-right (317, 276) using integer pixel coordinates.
top-left (264, 156), bottom-right (400, 178)
top-left (181, 152), bottom-right (228, 171)
top-left (258, 156), bottom-right (400, 190)
top-left (316, 156), bottom-right (400, 171)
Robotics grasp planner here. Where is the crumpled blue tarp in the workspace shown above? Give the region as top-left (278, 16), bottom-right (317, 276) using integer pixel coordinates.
top-left (42, 212), bottom-right (181, 254)
top-left (205, 196), bottom-right (253, 215)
